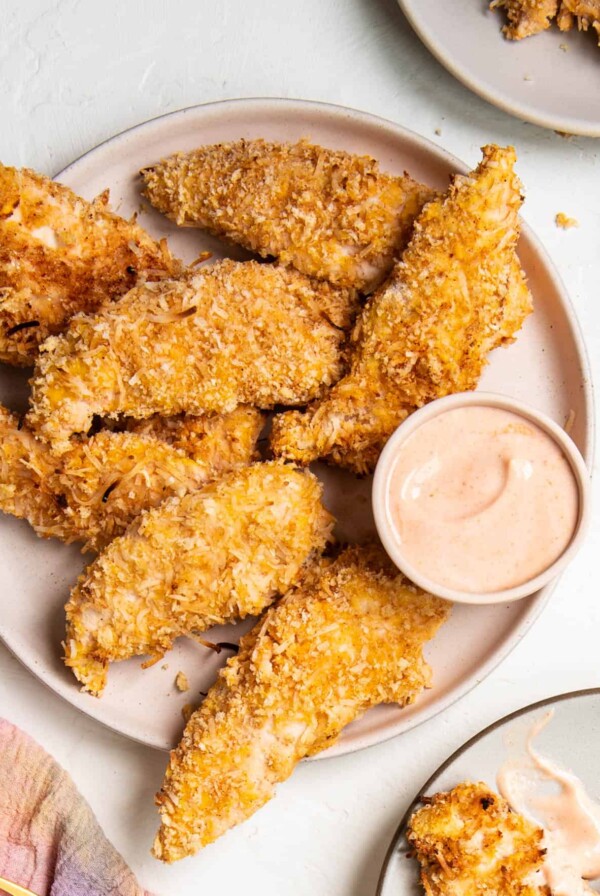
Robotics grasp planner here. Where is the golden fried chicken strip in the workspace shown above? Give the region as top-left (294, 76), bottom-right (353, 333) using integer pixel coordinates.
top-left (407, 782), bottom-right (549, 896)
top-left (64, 462), bottom-right (333, 695)
top-left (491, 0), bottom-right (558, 39)
top-left (121, 406), bottom-right (265, 468)
top-left (0, 165), bottom-right (181, 365)
top-left (0, 404), bottom-right (262, 551)
top-left (271, 145), bottom-right (533, 474)
top-left (557, 0), bottom-right (600, 39)
top-left (153, 544), bottom-right (450, 861)
top-left (55, 408), bottom-right (263, 551)
top-left (141, 138), bottom-right (436, 293)
top-left (0, 405), bottom-right (65, 537)
top-left (28, 260), bottom-right (358, 451)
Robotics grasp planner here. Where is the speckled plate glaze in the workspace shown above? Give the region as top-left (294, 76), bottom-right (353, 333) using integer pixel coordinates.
top-left (399, 0), bottom-right (600, 137)
top-left (377, 688), bottom-right (600, 894)
top-left (0, 99), bottom-right (593, 753)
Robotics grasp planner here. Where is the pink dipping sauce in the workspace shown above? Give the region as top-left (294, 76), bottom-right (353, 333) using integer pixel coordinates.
top-left (498, 711), bottom-right (600, 895)
top-left (387, 406), bottom-right (579, 594)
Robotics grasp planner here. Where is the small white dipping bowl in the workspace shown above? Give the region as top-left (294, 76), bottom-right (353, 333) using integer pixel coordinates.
top-left (372, 392), bottom-right (591, 605)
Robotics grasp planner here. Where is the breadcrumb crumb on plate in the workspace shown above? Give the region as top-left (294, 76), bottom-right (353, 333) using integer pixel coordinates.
top-left (555, 211), bottom-right (579, 229)
top-left (0, 99), bottom-right (591, 755)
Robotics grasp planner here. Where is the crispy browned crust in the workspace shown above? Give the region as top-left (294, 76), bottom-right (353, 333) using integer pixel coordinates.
top-left (0, 404), bottom-right (262, 551)
top-left (121, 406), bottom-right (265, 468)
top-left (491, 0), bottom-right (558, 38)
top-left (557, 0), bottom-right (600, 37)
top-left (492, 0), bottom-right (600, 40)
top-left (27, 260), bottom-right (358, 451)
top-left (142, 138), bottom-right (436, 292)
top-left (270, 145), bottom-right (533, 474)
top-left (64, 462), bottom-right (334, 695)
top-left (0, 405), bottom-right (65, 535)
top-left (153, 544), bottom-right (450, 861)
top-left (407, 782), bottom-right (549, 895)
top-left (0, 165), bottom-right (181, 365)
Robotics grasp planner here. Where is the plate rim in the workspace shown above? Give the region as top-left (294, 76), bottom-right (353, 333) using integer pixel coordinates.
top-left (376, 686), bottom-right (600, 894)
top-left (397, 0), bottom-right (600, 137)
top-left (0, 96), bottom-right (594, 756)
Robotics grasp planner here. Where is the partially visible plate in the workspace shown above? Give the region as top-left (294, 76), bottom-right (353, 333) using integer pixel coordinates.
top-left (399, 0), bottom-right (600, 136)
top-left (378, 688), bottom-right (600, 894)
top-left (0, 99), bottom-right (593, 754)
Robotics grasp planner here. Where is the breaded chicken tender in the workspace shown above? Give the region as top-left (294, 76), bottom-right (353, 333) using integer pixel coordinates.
top-left (0, 404), bottom-right (262, 551)
top-left (557, 0), bottom-right (600, 39)
top-left (407, 782), bottom-right (549, 895)
top-left (0, 165), bottom-right (180, 365)
top-left (28, 260), bottom-right (358, 451)
top-left (271, 145), bottom-right (532, 474)
top-left (0, 405), bottom-right (65, 538)
top-left (153, 544), bottom-right (450, 861)
top-left (64, 462), bottom-right (333, 695)
top-left (121, 406), bottom-right (264, 467)
top-left (141, 138), bottom-right (436, 293)
top-left (491, 0), bottom-right (558, 38)
top-left (492, 0), bottom-right (600, 40)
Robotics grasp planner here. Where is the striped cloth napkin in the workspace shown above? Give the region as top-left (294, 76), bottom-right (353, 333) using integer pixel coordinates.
top-left (0, 719), bottom-right (150, 896)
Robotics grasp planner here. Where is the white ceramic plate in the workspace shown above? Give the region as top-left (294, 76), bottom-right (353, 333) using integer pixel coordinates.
top-left (0, 99), bottom-right (593, 754)
top-left (378, 688), bottom-right (600, 894)
top-left (399, 0), bottom-right (600, 136)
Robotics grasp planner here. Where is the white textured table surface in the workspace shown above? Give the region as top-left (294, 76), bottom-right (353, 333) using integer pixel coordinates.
top-left (1, 2), bottom-right (599, 894)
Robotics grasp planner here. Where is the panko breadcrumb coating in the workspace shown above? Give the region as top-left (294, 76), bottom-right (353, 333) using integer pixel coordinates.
top-left (0, 404), bottom-right (262, 551)
top-left (557, 0), bottom-right (600, 39)
top-left (64, 462), bottom-right (333, 695)
top-left (491, 0), bottom-right (558, 38)
top-left (555, 211), bottom-right (579, 229)
top-left (0, 165), bottom-right (180, 365)
top-left (27, 260), bottom-right (358, 451)
top-left (141, 138), bottom-right (436, 293)
top-left (270, 145), bottom-right (532, 474)
top-left (153, 544), bottom-right (450, 861)
top-left (0, 405), bottom-right (65, 538)
top-left (121, 406), bottom-right (264, 468)
top-left (407, 782), bottom-right (549, 895)
top-left (492, 0), bottom-right (600, 41)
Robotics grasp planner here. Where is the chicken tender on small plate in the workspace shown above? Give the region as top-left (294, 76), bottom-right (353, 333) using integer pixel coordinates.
top-left (271, 145), bottom-right (532, 474)
top-left (153, 544), bottom-right (450, 861)
top-left (407, 782), bottom-right (548, 895)
top-left (491, 0), bottom-right (558, 39)
top-left (27, 260), bottom-right (358, 451)
top-left (64, 462), bottom-right (333, 695)
top-left (0, 165), bottom-right (180, 365)
top-left (0, 404), bottom-right (262, 551)
top-left (141, 138), bottom-right (436, 293)
top-left (557, 0), bottom-right (600, 39)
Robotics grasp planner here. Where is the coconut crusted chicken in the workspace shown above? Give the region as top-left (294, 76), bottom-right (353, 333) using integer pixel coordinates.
top-left (27, 259), bottom-right (358, 451)
top-left (120, 406), bottom-right (264, 468)
top-left (153, 544), bottom-right (450, 862)
top-left (557, 0), bottom-right (600, 39)
top-left (407, 782), bottom-right (549, 896)
top-left (141, 138), bottom-right (436, 293)
top-left (64, 462), bottom-right (333, 695)
top-left (0, 404), bottom-right (262, 552)
top-left (490, 0), bottom-right (559, 38)
top-left (492, 0), bottom-right (600, 41)
top-left (271, 145), bottom-right (533, 474)
top-left (0, 165), bottom-right (180, 366)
